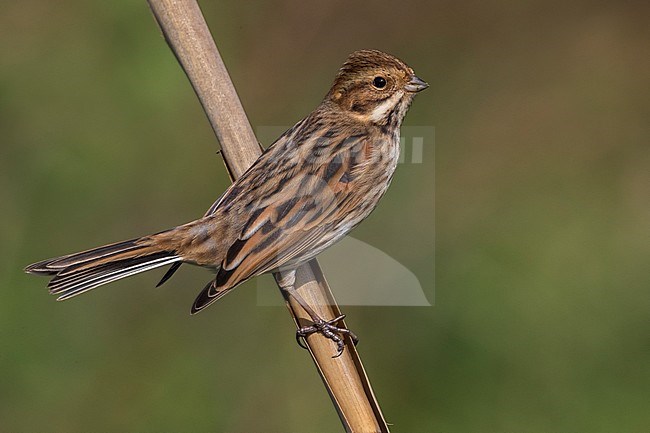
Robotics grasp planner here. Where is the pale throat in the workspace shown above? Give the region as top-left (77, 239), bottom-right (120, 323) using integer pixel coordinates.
top-left (368, 90), bottom-right (404, 123)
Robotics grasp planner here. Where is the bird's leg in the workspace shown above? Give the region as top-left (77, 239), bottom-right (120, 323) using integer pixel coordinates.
top-left (276, 270), bottom-right (358, 358)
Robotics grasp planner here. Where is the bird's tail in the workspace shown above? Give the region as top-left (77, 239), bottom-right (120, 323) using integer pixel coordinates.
top-left (25, 236), bottom-right (182, 301)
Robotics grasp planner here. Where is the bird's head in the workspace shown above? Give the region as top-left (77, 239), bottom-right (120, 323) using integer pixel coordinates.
top-left (326, 50), bottom-right (428, 127)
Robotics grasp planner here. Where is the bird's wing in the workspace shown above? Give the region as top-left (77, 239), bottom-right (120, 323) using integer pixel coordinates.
top-left (192, 134), bottom-right (366, 312)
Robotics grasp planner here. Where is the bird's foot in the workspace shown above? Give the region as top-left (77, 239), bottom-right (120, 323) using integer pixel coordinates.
top-left (296, 314), bottom-right (359, 358)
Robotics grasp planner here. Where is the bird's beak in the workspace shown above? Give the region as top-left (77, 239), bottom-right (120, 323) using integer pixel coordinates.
top-left (404, 75), bottom-right (429, 93)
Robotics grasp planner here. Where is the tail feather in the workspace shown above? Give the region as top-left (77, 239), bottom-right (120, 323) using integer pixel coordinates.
top-left (25, 237), bottom-right (182, 300)
top-left (25, 238), bottom-right (143, 275)
top-left (53, 255), bottom-right (182, 301)
top-left (47, 251), bottom-right (174, 293)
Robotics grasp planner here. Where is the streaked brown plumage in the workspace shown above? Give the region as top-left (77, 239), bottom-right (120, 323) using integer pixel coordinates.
top-left (25, 50), bottom-right (427, 353)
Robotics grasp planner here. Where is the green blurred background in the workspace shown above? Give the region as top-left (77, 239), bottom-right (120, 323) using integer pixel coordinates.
top-left (1, 1), bottom-right (648, 432)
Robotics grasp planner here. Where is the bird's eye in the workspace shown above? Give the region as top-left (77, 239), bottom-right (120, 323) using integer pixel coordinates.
top-left (372, 76), bottom-right (387, 89)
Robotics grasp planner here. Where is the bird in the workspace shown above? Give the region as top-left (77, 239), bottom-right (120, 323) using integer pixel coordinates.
top-left (25, 49), bottom-right (428, 356)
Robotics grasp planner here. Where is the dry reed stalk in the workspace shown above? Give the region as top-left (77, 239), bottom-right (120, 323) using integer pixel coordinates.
top-left (146, 1), bottom-right (389, 431)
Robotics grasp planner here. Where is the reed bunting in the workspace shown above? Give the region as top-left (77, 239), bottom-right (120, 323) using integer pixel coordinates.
top-left (25, 49), bottom-right (428, 355)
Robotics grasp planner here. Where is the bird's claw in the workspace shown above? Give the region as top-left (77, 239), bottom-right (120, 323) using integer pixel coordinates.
top-left (295, 314), bottom-right (359, 358)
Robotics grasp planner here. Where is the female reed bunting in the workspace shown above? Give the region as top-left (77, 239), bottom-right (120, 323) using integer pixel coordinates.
top-left (25, 50), bottom-right (428, 356)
